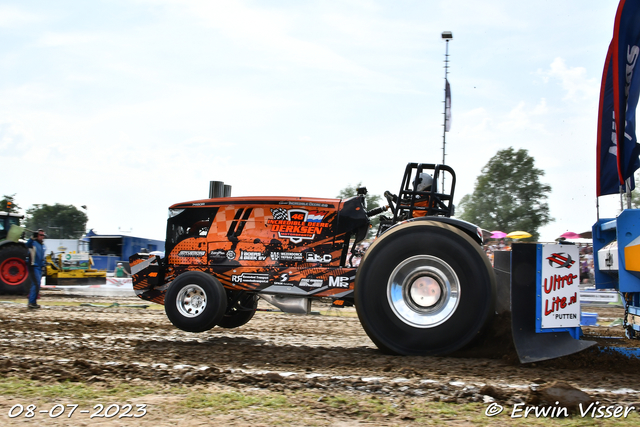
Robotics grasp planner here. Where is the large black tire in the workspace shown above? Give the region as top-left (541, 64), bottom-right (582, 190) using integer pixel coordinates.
top-left (218, 293), bottom-right (258, 329)
top-left (164, 271), bottom-right (227, 333)
top-left (0, 245), bottom-right (32, 295)
top-left (355, 221), bottom-right (496, 356)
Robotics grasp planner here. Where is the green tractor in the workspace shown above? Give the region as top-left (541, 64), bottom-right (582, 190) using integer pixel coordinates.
top-left (0, 212), bottom-right (32, 294)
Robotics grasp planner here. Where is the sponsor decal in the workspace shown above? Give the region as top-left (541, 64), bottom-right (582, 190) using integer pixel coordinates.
top-left (209, 249), bottom-right (227, 261)
top-left (240, 251), bottom-right (267, 261)
top-left (306, 253), bottom-right (332, 264)
top-left (226, 250), bottom-right (236, 260)
top-left (299, 278), bottom-right (323, 288)
top-left (231, 273), bottom-right (269, 284)
top-left (177, 250), bottom-right (205, 257)
top-left (268, 208), bottom-right (330, 243)
top-left (271, 252), bottom-right (304, 262)
top-left (539, 245), bottom-right (580, 329)
top-left (192, 203), bottom-right (205, 206)
top-left (328, 276), bottom-right (350, 288)
top-left (274, 272), bottom-right (292, 286)
top-left (546, 252), bottom-right (575, 269)
top-left (278, 201), bottom-right (330, 207)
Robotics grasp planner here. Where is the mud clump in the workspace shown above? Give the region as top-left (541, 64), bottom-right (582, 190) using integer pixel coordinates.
top-left (526, 381), bottom-right (593, 414)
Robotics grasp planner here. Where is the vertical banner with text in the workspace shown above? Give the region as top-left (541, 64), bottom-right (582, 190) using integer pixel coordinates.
top-left (538, 244), bottom-right (581, 330)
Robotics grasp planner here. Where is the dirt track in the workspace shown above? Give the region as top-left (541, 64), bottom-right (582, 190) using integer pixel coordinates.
top-left (1, 290), bottom-right (640, 425)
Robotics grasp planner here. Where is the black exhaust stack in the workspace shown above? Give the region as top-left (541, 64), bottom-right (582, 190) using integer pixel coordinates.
top-left (209, 181), bottom-right (232, 198)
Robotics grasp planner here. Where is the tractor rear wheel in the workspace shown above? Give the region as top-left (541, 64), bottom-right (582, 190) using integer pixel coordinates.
top-left (355, 221), bottom-right (496, 356)
top-left (0, 245), bottom-right (32, 295)
top-left (218, 293), bottom-right (258, 329)
top-left (165, 271), bottom-right (227, 333)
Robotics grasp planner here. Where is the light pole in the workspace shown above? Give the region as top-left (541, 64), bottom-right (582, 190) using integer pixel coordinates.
top-left (441, 31), bottom-right (452, 190)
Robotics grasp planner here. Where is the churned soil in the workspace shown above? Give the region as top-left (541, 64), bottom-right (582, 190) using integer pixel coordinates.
top-left (0, 290), bottom-right (639, 426)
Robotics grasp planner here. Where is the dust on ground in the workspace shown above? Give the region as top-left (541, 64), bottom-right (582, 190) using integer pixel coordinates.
top-left (0, 290), bottom-right (639, 426)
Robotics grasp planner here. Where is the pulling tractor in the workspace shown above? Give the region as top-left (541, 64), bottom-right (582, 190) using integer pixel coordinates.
top-left (131, 163), bottom-right (597, 361)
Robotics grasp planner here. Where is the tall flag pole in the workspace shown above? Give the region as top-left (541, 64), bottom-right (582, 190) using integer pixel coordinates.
top-left (441, 31), bottom-right (452, 190)
top-left (597, 0), bottom-right (640, 207)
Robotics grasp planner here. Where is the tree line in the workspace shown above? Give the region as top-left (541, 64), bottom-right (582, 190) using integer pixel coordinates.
top-left (0, 195), bottom-right (87, 239)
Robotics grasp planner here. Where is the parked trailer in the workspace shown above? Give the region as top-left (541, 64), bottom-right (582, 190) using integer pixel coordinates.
top-left (87, 232), bottom-right (164, 272)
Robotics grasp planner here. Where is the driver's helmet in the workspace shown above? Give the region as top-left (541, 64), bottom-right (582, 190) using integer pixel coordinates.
top-left (414, 173), bottom-right (433, 192)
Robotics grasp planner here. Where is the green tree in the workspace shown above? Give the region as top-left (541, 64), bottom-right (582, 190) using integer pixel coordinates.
top-left (337, 183), bottom-right (381, 239)
top-left (457, 147), bottom-right (553, 241)
top-left (25, 204), bottom-right (88, 239)
top-left (0, 194), bottom-right (20, 213)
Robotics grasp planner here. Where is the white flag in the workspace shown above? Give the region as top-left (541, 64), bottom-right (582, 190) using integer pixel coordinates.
top-left (445, 79), bottom-right (452, 132)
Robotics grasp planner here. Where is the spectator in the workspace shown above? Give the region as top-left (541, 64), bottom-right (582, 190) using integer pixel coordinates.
top-left (114, 262), bottom-right (130, 278)
top-left (26, 229), bottom-right (46, 309)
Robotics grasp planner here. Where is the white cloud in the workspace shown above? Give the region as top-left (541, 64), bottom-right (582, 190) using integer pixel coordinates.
top-left (140, 0), bottom-right (417, 94)
top-left (37, 32), bottom-right (103, 47)
top-left (532, 98), bottom-right (548, 115)
top-left (0, 5), bottom-right (42, 28)
top-left (539, 57), bottom-right (599, 101)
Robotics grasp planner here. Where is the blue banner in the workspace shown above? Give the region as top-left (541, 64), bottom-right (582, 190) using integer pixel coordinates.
top-left (598, 0), bottom-right (640, 196)
top-left (609, 0), bottom-right (640, 194)
top-left (614, 0), bottom-right (640, 189)
top-left (597, 43), bottom-right (621, 196)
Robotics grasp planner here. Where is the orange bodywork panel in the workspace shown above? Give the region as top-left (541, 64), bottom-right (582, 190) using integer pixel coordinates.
top-left (132, 196), bottom-right (369, 305)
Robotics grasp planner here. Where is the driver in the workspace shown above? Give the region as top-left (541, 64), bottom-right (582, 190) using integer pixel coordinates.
top-left (412, 173), bottom-right (434, 217)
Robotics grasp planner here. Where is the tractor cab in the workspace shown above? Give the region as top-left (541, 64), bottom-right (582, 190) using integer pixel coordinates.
top-left (0, 212), bottom-right (25, 243)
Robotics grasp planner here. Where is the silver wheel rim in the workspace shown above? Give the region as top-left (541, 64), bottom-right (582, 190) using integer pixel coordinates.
top-left (176, 284), bottom-right (207, 318)
top-left (387, 255), bottom-right (460, 328)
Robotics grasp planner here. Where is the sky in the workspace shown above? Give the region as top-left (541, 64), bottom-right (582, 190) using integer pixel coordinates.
top-left (0, 0), bottom-right (628, 242)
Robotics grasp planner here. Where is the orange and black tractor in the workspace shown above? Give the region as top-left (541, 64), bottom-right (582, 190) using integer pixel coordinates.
top-left (131, 163), bottom-right (496, 356)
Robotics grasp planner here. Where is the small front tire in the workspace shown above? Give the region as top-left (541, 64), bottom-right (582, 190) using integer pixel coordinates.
top-left (165, 271), bottom-right (227, 332)
top-left (218, 293), bottom-right (258, 329)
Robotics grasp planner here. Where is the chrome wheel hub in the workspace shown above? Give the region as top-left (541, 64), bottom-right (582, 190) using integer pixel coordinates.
top-left (387, 255), bottom-right (460, 328)
top-left (176, 284), bottom-right (207, 318)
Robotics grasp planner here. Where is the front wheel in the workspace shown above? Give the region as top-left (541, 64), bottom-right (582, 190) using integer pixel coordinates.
top-left (164, 271), bottom-right (227, 332)
top-left (218, 292), bottom-right (258, 329)
top-left (355, 221), bottom-right (496, 356)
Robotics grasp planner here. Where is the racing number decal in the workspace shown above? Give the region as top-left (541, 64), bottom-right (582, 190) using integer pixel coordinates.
top-left (268, 208), bottom-right (329, 243)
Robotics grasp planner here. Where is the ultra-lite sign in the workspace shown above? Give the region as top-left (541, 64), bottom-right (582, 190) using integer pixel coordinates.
top-left (536, 244), bottom-right (581, 330)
